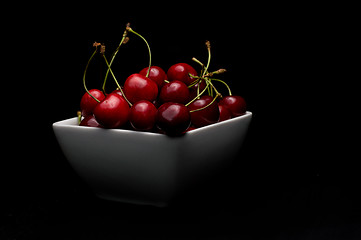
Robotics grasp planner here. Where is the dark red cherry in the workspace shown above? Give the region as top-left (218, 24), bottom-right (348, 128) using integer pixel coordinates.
top-left (187, 95), bottom-right (220, 128)
top-left (139, 66), bottom-right (166, 88)
top-left (159, 80), bottom-right (190, 104)
top-left (129, 100), bottom-right (157, 131)
top-left (80, 89), bottom-right (105, 117)
top-left (219, 96), bottom-right (247, 117)
top-left (156, 102), bottom-right (191, 136)
top-left (93, 93), bottom-right (130, 128)
top-left (123, 73), bottom-right (158, 104)
top-left (218, 104), bottom-right (232, 122)
top-left (167, 63), bottom-right (197, 85)
top-left (79, 115), bottom-right (103, 128)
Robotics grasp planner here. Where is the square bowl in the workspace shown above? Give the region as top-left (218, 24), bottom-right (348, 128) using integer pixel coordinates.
top-left (53, 112), bottom-right (252, 207)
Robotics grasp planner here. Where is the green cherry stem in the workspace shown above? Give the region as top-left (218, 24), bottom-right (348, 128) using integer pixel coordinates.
top-left (102, 27), bottom-right (129, 94)
top-left (83, 43), bottom-right (101, 103)
top-left (210, 78), bottom-right (232, 96)
top-left (77, 111), bottom-right (82, 124)
top-left (126, 25), bottom-right (152, 78)
top-left (192, 57), bottom-right (205, 76)
top-left (185, 79), bottom-right (210, 107)
top-left (203, 41), bottom-right (211, 77)
top-left (102, 55), bottom-right (133, 106)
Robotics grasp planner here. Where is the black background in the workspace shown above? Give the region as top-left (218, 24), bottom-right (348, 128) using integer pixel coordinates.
top-left (2, 3), bottom-right (358, 239)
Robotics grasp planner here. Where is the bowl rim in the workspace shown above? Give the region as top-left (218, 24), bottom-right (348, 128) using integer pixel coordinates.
top-left (53, 111), bottom-right (252, 137)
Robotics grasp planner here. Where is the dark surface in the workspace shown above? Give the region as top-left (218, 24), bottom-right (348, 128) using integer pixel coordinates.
top-left (2, 4), bottom-right (358, 239)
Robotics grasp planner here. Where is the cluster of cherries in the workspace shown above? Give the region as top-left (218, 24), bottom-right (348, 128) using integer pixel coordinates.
top-left (78, 23), bottom-right (246, 136)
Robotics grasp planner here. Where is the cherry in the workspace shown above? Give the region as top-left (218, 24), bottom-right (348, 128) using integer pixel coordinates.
top-left (159, 80), bottom-right (190, 104)
top-left (79, 115), bottom-right (103, 128)
top-left (139, 66), bottom-right (166, 89)
top-left (123, 73), bottom-right (158, 104)
top-left (218, 104), bottom-right (232, 122)
top-left (129, 100), bottom-right (157, 131)
top-left (80, 89), bottom-right (105, 117)
top-left (93, 93), bottom-right (130, 128)
top-left (78, 27), bottom-right (248, 134)
top-left (156, 102), bottom-right (191, 135)
top-left (219, 95), bottom-right (247, 117)
top-left (167, 63), bottom-right (197, 85)
top-left (187, 95), bottom-right (220, 128)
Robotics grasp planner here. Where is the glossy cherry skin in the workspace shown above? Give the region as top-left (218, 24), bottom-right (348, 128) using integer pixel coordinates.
top-left (139, 66), bottom-right (166, 89)
top-left (159, 80), bottom-right (190, 104)
top-left (129, 100), bottom-right (157, 131)
top-left (219, 96), bottom-right (247, 117)
top-left (112, 89), bottom-right (123, 97)
top-left (80, 89), bottom-right (105, 117)
top-left (187, 95), bottom-right (220, 128)
top-left (123, 73), bottom-right (158, 104)
top-left (93, 93), bottom-right (130, 128)
top-left (79, 115), bottom-right (103, 128)
top-left (218, 104), bottom-right (232, 122)
top-left (167, 63), bottom-right (197, 85)
top-left (156, 102), bottom-right (191, 136)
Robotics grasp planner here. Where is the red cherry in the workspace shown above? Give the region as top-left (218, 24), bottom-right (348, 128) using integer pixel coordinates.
top-left (123, 73), bottom-right (158, 104)
top-left (129, 100), bottom-right (157, 131)
top-left (139, 66), bottom-right (166, 88)
top-left (93, 93), bottom-right (130, 128)
top-left (218, 104), bottom-right (232, 122)
top-left (79, 115), bottom-right (103, 128)
top-left (156, 102), bottom-right (191, 135)
top-left (80, 89), bottom-right (105, 117)
top-left (219, 96), bottom-right (247, 117)
top-left (159, 80), bottom-right (190, 104)
top-left (187, 95), bottom-right (220, 128)
top-left (167, 63), bottom-right (197, 85)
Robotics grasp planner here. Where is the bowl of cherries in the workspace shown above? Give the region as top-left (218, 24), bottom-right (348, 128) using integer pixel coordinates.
top-left (53, 23), bottom-right (252, 206)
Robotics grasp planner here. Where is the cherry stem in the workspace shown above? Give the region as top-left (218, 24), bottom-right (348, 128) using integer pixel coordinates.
top-left (210, 78), bottom-right (232, 96)
top-left (203, 41), bottom-right (211, 77)
top-left (77, 111), bottom-right (82, 125)
top-left (192, 57), bottom-right (205, 76)
top-left (102, 27), bottom-right (129, 94)
top-left (83, 43), bottom-right (101, 103)
top-left (102, 55), bottom-right (133, 106)
top-left (126, 25), bottom-right (152, 78)
top-left (204, 68), bottom-right (227, 77)
top-left (185, 79), bottom-right (210, 107)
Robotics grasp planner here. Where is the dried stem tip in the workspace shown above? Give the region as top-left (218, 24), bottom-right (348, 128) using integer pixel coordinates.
top-left (215, 68), bottom-right (226, 74)
top-left (205, 68), bottom-right (227, 77)
top-left (126, 22), bottom-right (131, 31)
top-left (100, 44), bottom-right (106, 54)
top-left (93, 42), bottom-right (101, 47)
top-left (123, 37), bottom-right (130, 44)
top-left (205, 40), bottom-right (211, 49)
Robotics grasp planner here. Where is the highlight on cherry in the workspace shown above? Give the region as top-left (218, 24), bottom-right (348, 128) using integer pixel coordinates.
top-left (79, 23), bottom-right (247, 136)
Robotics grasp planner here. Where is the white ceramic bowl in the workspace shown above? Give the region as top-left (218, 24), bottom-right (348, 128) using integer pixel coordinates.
top-left (53, 112), bottom-right (252, 206)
